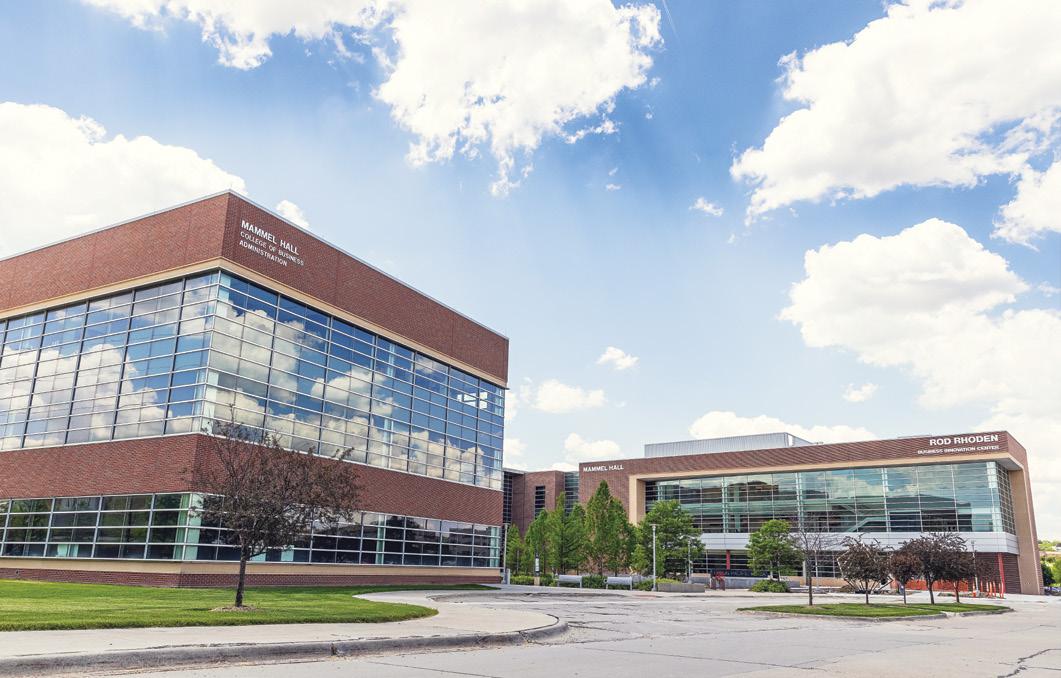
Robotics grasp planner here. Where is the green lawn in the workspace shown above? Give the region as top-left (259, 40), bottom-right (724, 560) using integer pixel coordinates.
top-left (0, 579), bottom-right (493, 631)
top-left (739, 602), bottom-right (1007, 618)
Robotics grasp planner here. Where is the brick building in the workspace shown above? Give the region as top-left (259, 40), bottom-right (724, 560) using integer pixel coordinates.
top-left (0, 192), bottom-right (508, 586)
top-left (505, 432), bottom-right (1042, 594)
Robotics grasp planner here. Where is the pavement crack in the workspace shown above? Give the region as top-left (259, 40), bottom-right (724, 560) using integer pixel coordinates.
top-left (997, 648), bottom-right (1061, 677)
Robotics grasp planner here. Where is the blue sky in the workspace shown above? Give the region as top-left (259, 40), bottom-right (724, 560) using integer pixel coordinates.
top-left (1, 1), bottom-right (1058, 532)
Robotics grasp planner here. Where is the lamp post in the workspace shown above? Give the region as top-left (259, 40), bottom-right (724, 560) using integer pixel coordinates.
top-left (651, 523), bottom-right (658, 592)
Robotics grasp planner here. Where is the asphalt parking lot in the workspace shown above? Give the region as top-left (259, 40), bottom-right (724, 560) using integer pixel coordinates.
top-left (127, 588), bottom-right (1061, 678)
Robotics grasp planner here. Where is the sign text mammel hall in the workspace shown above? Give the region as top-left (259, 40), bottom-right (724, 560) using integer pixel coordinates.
top-left (238, 220), bottom-right (305, 268)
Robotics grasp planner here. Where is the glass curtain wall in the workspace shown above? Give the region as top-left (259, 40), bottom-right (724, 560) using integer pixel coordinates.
top-left (0, 270), bottom-right (505, 490)
top-left (645, 461), bottom-right (1015, 536)
top-left (0, 493), bottom-right (501, 568)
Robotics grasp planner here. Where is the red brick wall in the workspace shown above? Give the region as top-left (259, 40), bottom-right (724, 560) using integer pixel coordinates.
top-left (0, 434), bottom-right (502, 525)
top-left (0, 192), bottom-right (507, 384)
top-left (509, 471), bottom-right (565, 534)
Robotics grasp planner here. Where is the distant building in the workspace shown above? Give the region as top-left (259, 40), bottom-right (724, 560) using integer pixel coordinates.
top-left (506, 432), bottom-right (1043, 594)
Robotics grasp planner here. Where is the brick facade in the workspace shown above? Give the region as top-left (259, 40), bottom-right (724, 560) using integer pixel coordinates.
top-left (507, 470), bottom-right (566, 534)
top-left (0, 192), bottom-right (508, 384)
top-left (0, 193), bottom-right (509, 586)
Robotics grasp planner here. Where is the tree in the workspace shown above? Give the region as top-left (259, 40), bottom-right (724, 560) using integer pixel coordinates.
top-left (788, 513), bottom-right (842, 607)
top-left (547, 495), bottom-right (586, 574)
top-left (1043, 560), bottom-right (1057, 587)
top-left (939, 547), bottom-right (976, 603)
top-left (188, 422), bottom-right (360, 608)
top-left (889, 546), bottom-right (922, 604)
top-left (525, 509), bottom-right (551, 575)
top-left (634, 500), bottom-right (704, 579)
top-left (837, 536), bottom-right (890, 604)
top-left (747, 520), bottom-right (801, 582)
top-left (904, 532), bottom-right (967, 604)
top-left (585, 481), bottom-right (630, 575)
top-left (505, 524), bottom-right (530, 575)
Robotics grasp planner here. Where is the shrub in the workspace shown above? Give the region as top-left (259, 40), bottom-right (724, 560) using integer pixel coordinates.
top-left (634, 581), bottom-right (654, 591)
top-left (656, 577), bottom-right (681, 584)
top-left (510, 575), bottom-right (534, 586)
top-left (582, 574), bottom-right (606, 589)
top-left (539, 573), bottom-right (554, 587)
top-left (750, 579), bottom-right (791, 593)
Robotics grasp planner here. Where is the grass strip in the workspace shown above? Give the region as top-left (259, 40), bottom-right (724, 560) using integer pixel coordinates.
top-left (738, 602), bottom-right (1007, 618)
top-left (0, 579), bottom-right (493, 631)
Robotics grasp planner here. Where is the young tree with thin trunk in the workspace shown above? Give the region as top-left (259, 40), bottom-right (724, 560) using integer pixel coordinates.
top-left (188, 422), bottom-right (360, 608)
top-left (633, 500), bottom-right (703, 579)
top-left (941, 547), bottom-right (976, 603)
top-left (505, 523), bottom-right (530, 575)
top-left (747, 519), bottom-right (800, 582)
top-left (585, 481), bottom-right (629, 575)
top-left (889, 547), bottom-right (922, 604)
top-left (547, 495), bottom-right (586, 574)
top-left (525, 509), bottom-right (551, 576)
top-left (904, 532), bottom-right (967, 604)
top-left (789, 514), bottom-right (841, 607)
top-left (836, 536), bottom-right (890, 604)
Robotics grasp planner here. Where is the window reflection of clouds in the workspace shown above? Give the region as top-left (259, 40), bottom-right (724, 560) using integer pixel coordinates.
top-left (647, 461), bottom-right (1015, 536)
top-left (0, 269), bottom-right (505, 490)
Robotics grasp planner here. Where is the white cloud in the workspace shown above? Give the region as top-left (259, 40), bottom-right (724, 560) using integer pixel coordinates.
top-left (731, 0), bottom-right (1061, 234)
top-left (995, 160), bottom-right (1061, 246)
top-left (608, 166), bottom-right (618, 177)
top-left (563, 432), bottom-right (621, 462)
top-left (842, 382), bottom-right (878, 403)
top-left (1039, 282), bottom-right (1061, 297)
top-left (274, 199), bottom-right (309, 228)
top-left (550, 461), bottom-right (578, 472)
top-left (690, 196), bottom-right (723, 217)
top-left (503, 437), bottom-right (527, 470)
top-left (605, 183), bottom-right (622, 192)
top-left (781, 217), bottom-right (1061, 531)
top-left (0, 102), bottom-right (246, 256)
top-left (85, 0), bottom-right (663, 196)
top-left (689, 411), bottom-right (875, 444)
top-left (525, 379), bottom-right (606, 414)
top-left (596, 346), bottom-right (639, 371)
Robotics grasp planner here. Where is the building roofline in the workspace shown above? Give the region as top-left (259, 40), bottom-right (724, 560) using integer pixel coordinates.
top-left (0, 190), bottom-right (509, 340)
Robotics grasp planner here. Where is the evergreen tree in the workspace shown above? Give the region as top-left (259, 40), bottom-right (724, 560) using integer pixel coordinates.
top-left (525, 509), bottom-right (551, 575)
top-left (504, 523), bottom-right (530, 575)
top-left (585, 481), bottom-right (629, 575)
top-left (547, 494), bottom-right (586, 574)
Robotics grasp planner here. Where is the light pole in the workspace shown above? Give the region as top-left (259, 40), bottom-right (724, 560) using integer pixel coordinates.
top-left (651, 523), bottom-right (658, 591)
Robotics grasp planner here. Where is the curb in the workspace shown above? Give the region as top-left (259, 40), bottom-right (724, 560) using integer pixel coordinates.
top-left (738, 606), bottom-right (1010, 623)
top-left (0, 618), bottom-right (568, 676)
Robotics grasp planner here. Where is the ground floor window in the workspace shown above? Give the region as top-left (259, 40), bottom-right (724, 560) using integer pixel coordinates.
top-left (0, 493), bottom-right (501, 568)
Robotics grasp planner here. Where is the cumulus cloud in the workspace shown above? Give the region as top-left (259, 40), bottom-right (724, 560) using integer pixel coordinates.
top-left (689, 411), bottom-right (875, 444)
top-left (842, 382), bottom-right (878, 403)
top-left (563, 432), bottom-right (621, 463)
top-left (605, 183), bottom-right (622, 192)
top-left (503, 437), bottom-right (527, 470)
top-left (596, 346), bottom-right (639, 371)
top-left (274, 199), bottom-right (309, 228)
top-left (0, 102), bottom-right (246, 256)
top-left (730, 0), bottom-right (1061, 239)
top-left (781, 217), bottom-right (1061, 530)
top-left (995, 160), bottom-right (1061, 246)
top-left (85, 0), bottom-right (663, 196)
top-left (689, 197), bottom-right (724, 217)
top-left (524, 379), bottom-right (606, 414)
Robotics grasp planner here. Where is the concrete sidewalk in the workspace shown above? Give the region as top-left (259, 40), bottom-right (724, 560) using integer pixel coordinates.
top-left (0, 590), bottom-right (566, 676)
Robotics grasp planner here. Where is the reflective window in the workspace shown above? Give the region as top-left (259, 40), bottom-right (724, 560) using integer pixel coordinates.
top-left (0, 493), bottom-right (500, 568)
top-left (0, 270), bottom-right (506, 490)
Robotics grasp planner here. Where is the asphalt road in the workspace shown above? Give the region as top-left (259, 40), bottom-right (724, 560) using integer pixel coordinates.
top-left (118, 590), bottom-right (1061, 678)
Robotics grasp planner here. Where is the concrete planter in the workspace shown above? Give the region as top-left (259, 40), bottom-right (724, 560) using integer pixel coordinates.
top-left (656, 583), bottom-right (706, 593)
